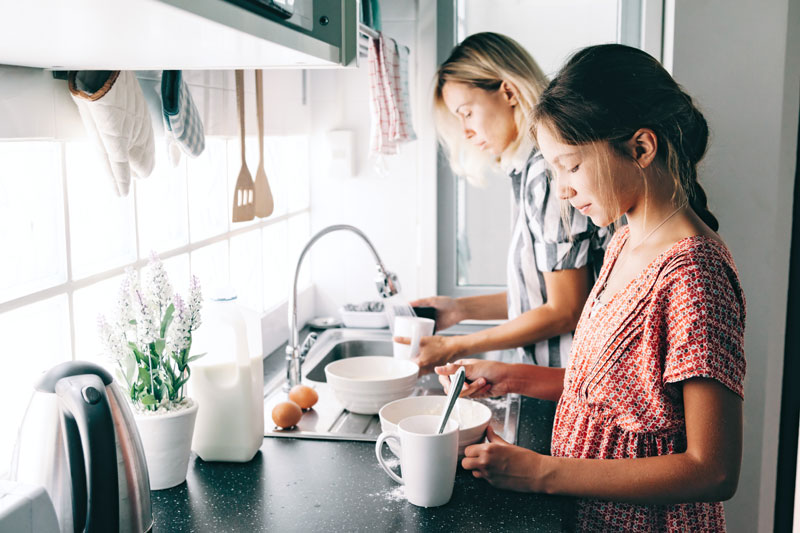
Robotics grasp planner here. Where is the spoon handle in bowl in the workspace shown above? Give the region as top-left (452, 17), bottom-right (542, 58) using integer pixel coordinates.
top-left (438, 366), bottom-right (466, 434)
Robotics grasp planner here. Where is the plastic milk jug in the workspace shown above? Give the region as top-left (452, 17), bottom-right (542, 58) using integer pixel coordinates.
top-left (190, 289), bottom-right (264, 462)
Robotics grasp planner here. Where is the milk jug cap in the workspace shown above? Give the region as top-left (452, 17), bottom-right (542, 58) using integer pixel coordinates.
top-left (209, 285), bottom-right (238, 302)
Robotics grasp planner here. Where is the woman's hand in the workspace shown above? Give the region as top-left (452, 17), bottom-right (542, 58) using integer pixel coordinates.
top-left (392, 335), bottom-right (460, 375)
top-left (434, 360), bottom-right (513, 398)
top-left (461, 426), bottom-right (545, 492)
top-left (410, 296), bottom-right (463, 331)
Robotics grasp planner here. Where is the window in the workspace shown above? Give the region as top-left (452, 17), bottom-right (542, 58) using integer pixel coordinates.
top-left (0, 89), bottom-right (311, 474)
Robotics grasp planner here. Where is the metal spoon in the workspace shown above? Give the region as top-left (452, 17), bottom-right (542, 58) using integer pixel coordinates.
top-left (437, 366), bottom-right (466, 434)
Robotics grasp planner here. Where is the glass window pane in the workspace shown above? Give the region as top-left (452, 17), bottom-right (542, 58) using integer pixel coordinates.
top-left (191, 240), bottom-right (229, 294)
top-left (187, 137), bottom-right (229, 243)
top-left (0, 295), bottom-right (71, 474)
top-left (288, 213), bottom-right (311, 290)
top-left (230, 230), bottom-right (263, 312)
top-left (284, 135), bottom-right (310, 213)
top-left (73, 275), bottom-right (124, 367)
top-left (263, 221), bottom-right (288, 310)
top-left (65, 142), bottom-right (136, 279)
top-left (135, 143), bottom-right (189, 255)
top-left (0, 142), bottom-right (67, 303)
top-left (163, 253), bottom-right (191, 300)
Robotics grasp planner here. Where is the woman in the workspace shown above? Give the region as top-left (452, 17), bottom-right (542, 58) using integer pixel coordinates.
top-left (398, 32), bottom-right (609, 375)
top-left (437, 44), bottom-right (746, 532)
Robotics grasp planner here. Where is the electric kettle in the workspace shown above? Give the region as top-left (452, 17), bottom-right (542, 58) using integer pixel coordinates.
top-left (10, 361), bottom-right (153, 533)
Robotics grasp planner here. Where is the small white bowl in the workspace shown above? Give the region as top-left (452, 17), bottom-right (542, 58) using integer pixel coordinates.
top-left (378, 396), bottom-right (492, 456)
top-left (324, 356), bottom-right (419, 415)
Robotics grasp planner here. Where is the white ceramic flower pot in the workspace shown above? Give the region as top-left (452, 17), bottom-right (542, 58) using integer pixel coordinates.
top-left (134, 400), bottom-right (198, 491)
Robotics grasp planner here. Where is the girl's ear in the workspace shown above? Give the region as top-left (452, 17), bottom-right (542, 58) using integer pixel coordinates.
top-left (627, 128), bottom-right (658, 168)
top-left (500, 80), bottom-right (519, 107)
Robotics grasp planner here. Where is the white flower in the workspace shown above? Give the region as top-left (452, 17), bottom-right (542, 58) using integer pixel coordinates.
top-left (116, 268), bottom-right (137, 330)
top-left (187, 275), bottom-right (202, 331)
top-left (134, 288), bottom-right (158, 346)
top-left (97, 314), bottom-right (128, 363)
top-left (143, 252), bottom-right (173, 313)
top-left (167, 293), bottom-right (191, 354)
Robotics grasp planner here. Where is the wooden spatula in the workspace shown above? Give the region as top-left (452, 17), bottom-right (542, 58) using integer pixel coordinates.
top-left (232, 69), bottom-right (255, 223)
top-left (254, 70), bottom-right (275, 218)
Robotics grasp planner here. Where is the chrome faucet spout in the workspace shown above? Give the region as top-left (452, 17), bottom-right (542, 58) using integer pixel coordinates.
top-left (285, 225), bottom-right (400, 390)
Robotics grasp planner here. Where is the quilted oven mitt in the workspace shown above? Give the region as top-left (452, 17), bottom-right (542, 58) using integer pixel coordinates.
top-left (161, 70), bottom-right (205, 166)
top-left (68, 71), bottom-right (155, 197)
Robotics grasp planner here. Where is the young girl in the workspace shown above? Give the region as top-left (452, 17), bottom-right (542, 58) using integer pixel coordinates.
top-left (396, 33), bottom-right (609, 376)
top-left (437, 44), bottom-right (746, 532)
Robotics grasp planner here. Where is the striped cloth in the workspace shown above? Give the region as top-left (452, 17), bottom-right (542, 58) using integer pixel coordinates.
top-left (506, 147), bottom-right (612, 368)
top-left (368, 35), bottom-right (416, 156)
top-left (161, 70), bottom-right (205, 165)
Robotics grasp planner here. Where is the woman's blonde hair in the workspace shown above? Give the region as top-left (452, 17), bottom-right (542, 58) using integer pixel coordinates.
top-left (433, 32), bottom-right (549, 185)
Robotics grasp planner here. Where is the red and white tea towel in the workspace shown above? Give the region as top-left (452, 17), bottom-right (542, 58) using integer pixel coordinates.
top-left (368, 35), bottom-right (416, 156)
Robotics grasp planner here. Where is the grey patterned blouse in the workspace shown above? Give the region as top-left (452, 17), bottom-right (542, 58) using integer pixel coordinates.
top-left (506, 148), bottom-right (611, 368)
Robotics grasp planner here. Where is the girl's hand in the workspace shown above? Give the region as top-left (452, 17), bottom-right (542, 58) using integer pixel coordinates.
top-left (434, 360), bottom-right (513, 398)
top-left (461, 426), bottom-right (545, 492)
top-left (410, 296), bottom-right (463, 331)
top-left (392, 335), bottom-right (458, 375)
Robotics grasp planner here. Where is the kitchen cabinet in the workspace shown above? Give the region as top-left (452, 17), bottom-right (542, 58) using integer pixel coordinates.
top-left (0, 0), bottom-right (357, 70)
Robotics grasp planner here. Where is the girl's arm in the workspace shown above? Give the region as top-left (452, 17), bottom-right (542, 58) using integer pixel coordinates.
top-left (410, 293), bottom-right (508, 332)
top-left (436, 360), bottom-right (566, 402)
top-left (402, 266), bottom-right (591, 374)
top-left (463, 377), bottom-right (743, 504)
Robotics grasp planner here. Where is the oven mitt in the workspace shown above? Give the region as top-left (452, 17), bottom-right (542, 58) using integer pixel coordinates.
top-left (161, 70), bottom-right (205, 166)
top-left (68, 70), bottom-right (155, 197)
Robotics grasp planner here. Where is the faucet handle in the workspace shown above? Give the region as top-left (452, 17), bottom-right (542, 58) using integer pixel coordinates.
top-left (299, 332), bottom-right (318, 361)
top-left (376, 270), bottom-right (401, 298)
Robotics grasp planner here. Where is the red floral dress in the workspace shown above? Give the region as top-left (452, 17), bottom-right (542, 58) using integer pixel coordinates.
top-left (551, 226), bottom-right (746, 532)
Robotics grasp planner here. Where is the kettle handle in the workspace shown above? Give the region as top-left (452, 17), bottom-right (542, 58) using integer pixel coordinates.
top-left (55, 374), bottom-right (119, 533)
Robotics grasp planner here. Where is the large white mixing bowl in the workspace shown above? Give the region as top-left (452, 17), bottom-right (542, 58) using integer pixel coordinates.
top-left (324, 356), bottom-right (419, 415)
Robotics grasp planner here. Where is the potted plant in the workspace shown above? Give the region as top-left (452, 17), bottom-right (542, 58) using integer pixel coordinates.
top-left (98, 253), bottom-right (204, 490)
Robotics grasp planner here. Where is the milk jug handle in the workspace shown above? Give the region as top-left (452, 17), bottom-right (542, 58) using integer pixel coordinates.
top-left (55, 374), bottom-right (120, 532)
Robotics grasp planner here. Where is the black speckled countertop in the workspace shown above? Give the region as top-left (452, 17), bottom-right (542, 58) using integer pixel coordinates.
top-left (151, 329), bottom-right (574, 532)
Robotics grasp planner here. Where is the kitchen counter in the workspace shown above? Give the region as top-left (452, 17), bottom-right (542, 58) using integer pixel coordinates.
top-left (150, 328), bottom-right (574, 532)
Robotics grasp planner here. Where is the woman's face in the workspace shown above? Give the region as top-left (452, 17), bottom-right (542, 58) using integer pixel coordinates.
top-left (536, 123), bottom-right (641, 228)
top-left (441, 81), bottom-right (518, 156)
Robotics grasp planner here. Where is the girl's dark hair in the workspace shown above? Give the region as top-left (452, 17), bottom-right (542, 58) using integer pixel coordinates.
top-left (533, 44), bottom-right (718, 231)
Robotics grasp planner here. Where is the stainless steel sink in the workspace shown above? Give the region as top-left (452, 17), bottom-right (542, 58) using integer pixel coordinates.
top-left (263, 327), bottom-right (522, 444)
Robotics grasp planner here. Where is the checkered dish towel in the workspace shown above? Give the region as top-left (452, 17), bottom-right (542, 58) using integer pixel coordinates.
top-left (161, 70), bottom-right (205, 165)
top-left (368, 35), bottom-right (416, 156)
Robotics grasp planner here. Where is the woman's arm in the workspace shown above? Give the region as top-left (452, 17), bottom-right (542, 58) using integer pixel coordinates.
top-left (436, 360), bottom-right (566, 402)
top-left (411, 293), bottom-right (508, 332)
top-left (403, 266), bottom-right (591, 373)
top-left (463, 378), bottom-right (743, 504)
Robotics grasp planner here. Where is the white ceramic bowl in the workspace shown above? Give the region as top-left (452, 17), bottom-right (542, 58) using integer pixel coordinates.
top-left (324, 356), bottom-right (419, 415)
top-left (378, 396), bottom-right (492, 456)
top-left (338, 308), bottom-right (388, 329)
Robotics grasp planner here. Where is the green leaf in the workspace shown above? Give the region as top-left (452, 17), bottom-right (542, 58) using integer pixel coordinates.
top-left (187, 352), bottom-right (207, 363)
top-left (160, 303), bottom-right (175, 339)
top-left (140, 394), bottom-right (157, 406)
top-left (154, 338), bottom-right (166, 357)
top-left (128, 342), bottom-right (145, 364)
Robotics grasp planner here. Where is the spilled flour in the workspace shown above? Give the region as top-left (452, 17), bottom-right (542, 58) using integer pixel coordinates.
top-left (371, 485), bottom-right (406, 503)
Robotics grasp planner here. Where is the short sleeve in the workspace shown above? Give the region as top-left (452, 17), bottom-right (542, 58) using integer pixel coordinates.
top-left (661, 249), bottom-right (746, 398)
top-left (525, 162), bottom-right (598, 273)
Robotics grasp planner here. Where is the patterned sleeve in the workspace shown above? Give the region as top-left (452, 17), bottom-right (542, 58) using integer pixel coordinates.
top-left (525, 162), bottom-right (599, 273)
top-left (660, 248), bottom-right (746, 398)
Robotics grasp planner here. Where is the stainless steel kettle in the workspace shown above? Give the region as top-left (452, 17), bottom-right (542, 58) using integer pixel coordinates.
top-left (11, 361), bottom-right (153, 533)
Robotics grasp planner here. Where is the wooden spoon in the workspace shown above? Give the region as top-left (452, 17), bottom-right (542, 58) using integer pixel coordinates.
top-left (232, 69), bottom-right (255, 223)
top-left (254, 70), bottom-right (275, 218)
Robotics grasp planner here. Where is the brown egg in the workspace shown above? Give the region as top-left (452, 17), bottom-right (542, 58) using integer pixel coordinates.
top-left (272, 401), bottom-right (303, 429)
top-left (289, 384), bottom-right (319, 410)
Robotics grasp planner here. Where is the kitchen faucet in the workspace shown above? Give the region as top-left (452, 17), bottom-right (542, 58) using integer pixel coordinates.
top-left (285, 224), bottom-right (400, 390)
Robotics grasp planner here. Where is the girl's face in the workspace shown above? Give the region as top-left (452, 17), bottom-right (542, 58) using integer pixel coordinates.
top-left (536, 123), bottom-right (642, 228)
top-left (441, 81), bottom-right (518, 156)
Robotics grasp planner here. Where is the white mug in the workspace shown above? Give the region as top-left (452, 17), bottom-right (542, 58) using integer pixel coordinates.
top-left (393, 316), bottom-right (435, 359)
top-left (375, 414), bottom-right (459, 508)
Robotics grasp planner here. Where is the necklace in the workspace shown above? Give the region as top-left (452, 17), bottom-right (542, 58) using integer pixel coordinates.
top-left (589, 201), bottom-right (688, 318)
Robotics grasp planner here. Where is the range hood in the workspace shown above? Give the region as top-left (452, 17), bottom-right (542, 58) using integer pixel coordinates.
top-left (0, 0), bottom-right (357, 70)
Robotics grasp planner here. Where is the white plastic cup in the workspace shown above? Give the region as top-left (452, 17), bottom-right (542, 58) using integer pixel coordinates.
top-left (375, 414), bottom-right (459, 507)
top-left (393, 317), bottom-right (435, 359)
